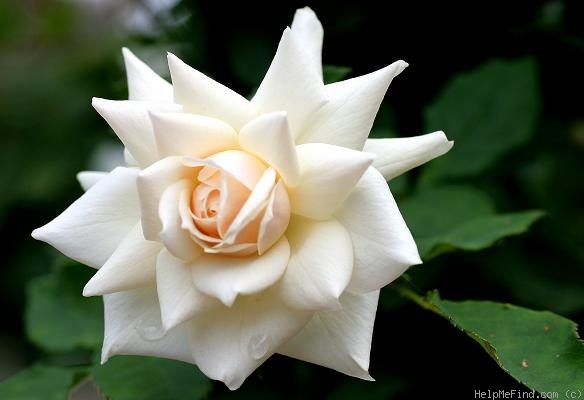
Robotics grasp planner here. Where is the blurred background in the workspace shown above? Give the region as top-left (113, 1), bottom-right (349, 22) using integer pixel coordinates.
top-left (1, 0), bottom-right (583, 398)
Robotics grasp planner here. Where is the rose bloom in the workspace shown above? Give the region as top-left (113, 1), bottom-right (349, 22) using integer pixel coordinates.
top-left (33, 8), bottom-right (452, 390)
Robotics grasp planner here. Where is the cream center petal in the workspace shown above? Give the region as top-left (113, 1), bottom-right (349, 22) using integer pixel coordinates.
top-left (179, 150), bottom-right (292, 257)
top-left (192, 183), bottom-right (220, 218)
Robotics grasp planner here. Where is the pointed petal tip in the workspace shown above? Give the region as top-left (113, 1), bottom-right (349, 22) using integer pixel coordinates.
top-left (226, 380), bottom-right (243, 391)
top-left (294, 6), bottom-right (318, 20)
top-left (387, 60), bottom-right (408, 77)
top-left (297, 6), bottom-right (315, 12)
top-left (219, 292), bottom-right (237, 308)
top-left (160, 316), bottom-right (177, 334)
top-left (398, 59), bottom-right (409, 69)
top-left (400, 247), bottom-right (423, 268)
top-left (372, 60), bottom-right (408, 81)
top-left (82, 284), bottom-right (95, 297)
top-left (363, 373), bottom-right (375, 382)
top-left (430, 130), bottom-right (454, 152)
top-left (91, 97), bottom-right (110, 111)
top-left (31, 227), bottom-right (44, 240)
top-left (100, 349), bottom-right (110, 365)
top-left (166, 52), bottom-right (182, 71)
top-left (82, 278), bottom-right (103, 297)
top-left (350, 359), bottom-right (375, 381)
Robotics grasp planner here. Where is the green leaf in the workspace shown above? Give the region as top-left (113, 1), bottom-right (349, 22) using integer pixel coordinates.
top-left (25, 262), bottom-right (103, 352)
top-left (427, 210), bottom-right (545, 256)
top-left (323, 65), bottom-right (352, 84)
top-left (93, 356), bottom-right (212, 400)
top-left (428, 292), bottom-right (584, 393)
top-left (400, 186), bottom-right (543, 258)
top-left (423, 58), bottom-right (539, 181)
top-left (0, 365), bottom-right (74, 400)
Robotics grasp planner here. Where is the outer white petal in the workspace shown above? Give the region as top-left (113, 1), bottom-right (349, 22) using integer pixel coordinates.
top-left (290, 7), bottom-right (323, 79)
top-left (168, 53), bottom-right (257, 130)
top-left (290, 143), bottom-right (373, 220)
top-left (337, 167), bottom-right (421, 293)
top-left (187, 289), bottom-right (312, 390)
top-left (363, 131), bottom-right (453, 180)
top-left (122, 47), bottom-right (173, 102)
top-left (77, 171), bottom-right (107, 191)
top-left (156, 249), bottom-right (219, 332)
top-left (92, 98), bottom-right (182, 167)
top-left (239, 112), bottom-right (300, 186)
top-left (298, 61), bottom-right (408, 150)
top-left (279, 290), bottom-right (379, 380)
top-left (32, 167), bottom-right (139, 269)
top-left (159, 180), bottom-right (203, 261)
top-left (101, 287), bottom-right (194, 365)
top-left (82, 223), bottom-right (162, 296)
top-left (252, 28), bottom-right (326, 137)
top-left (191, 237), bottom-right (290, 306)
top-left (137, 156), bottom-right (189, 240)
top-left (278, 218), bottom-right (353, 311)
top-left (151, 112), bottom-right (239, 158)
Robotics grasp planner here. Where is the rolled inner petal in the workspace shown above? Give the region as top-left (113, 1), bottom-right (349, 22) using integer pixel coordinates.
top-left (146, 151), bottom-right (292, 259)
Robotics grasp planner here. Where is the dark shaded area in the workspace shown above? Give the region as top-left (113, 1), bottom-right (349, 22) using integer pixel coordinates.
top-left (0, 0), bottom-right (582, 398)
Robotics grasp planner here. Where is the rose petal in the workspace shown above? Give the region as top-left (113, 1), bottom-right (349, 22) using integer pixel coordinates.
top-left (239, 112), bottom-right (300, 186)
top-left (77, 171), bottom-right (107, 191)
top-left (290, 7), bottom-right (323, 80)
top-left (252, 28), bottom-right (326, 137)
top-left (206, 150), bottom-right (266, 190)
top-left (279, 290), bottom-right (379, 381)
top-left (124, 148), bottom-right (138, 166)
top-left (32, 167), bottom-right (139, 269)
top-left (277, 217), bottom-right (352, 311)
top-left (257, 180), bottom-right (290, 255)
top-left (336, 167), bottom-right (421, 293)
top-left (221, 168), bottom-right (276, 245)
top-left (191, 237), bottom-right (290, 306)
top-left (290, 143), bottom-right (373, 220)
top-left (187, 288), bottom-right (311, 390)
top-left (181, 196), bottom-right (222, 245)
top-left (298, 61), bottom-right (408, 150)
top-left (122, 47), bottom-right (173, 102)
top-left (159, 180), bottom-right (203, 261)
top-left (181, 157), bottom-right (252, 239)
top-left (151, 112), bottom-right (239, 158)
top-left (83, 223), bottom-right (162, 296)
top-left (168, 53), bottom-right (257, 130)
top-left (204, 242), bottom-right (257, 257)
top-left (156, 249), bottom-right (219, 332)
top-left (215, 169), bottom-right (251, 237)
top-left (137, 156), bottom-right (191, 240)
top-left (92, 98), bottom-right (182, 167)
top-left (101, 287), bottom-right (194, 365)
top-left (363, 131), bottom-right (454, 180)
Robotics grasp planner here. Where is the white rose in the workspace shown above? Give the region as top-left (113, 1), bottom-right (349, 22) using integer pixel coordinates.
top-left (32, 7), bottom-right (452, 390)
